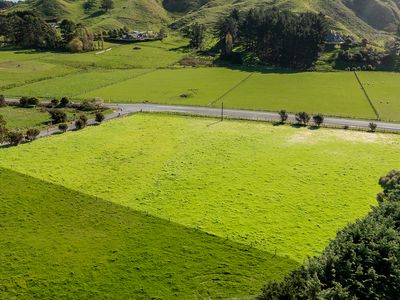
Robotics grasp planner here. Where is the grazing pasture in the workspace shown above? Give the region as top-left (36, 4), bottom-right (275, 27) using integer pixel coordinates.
top-left (358, 72), bottom-right (400, 122)
top-left (0, 168), bottom-right (294, 299)
top-left (219, 72), bottom-right (376, 119)
top-left (4, 69), bottom-right (150, 99)
top-left (1, 114), bottom-right (399, 264)
top-left (40, 42), bottom-right (185, 69)
top-left (0, 60), bottom-right (76, 90)
top-left (81, 68), bottom-right (249, 105)
top-left (0, 106), bottom-right (50, 129)
top-left (1, 43), bottom-right (400, 121)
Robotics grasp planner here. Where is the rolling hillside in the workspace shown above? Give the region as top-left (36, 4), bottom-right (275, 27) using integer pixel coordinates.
top-left (7, 0), bottom-right (400, 39)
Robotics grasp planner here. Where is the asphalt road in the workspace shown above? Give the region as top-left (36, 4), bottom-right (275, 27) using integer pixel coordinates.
top-left (4, 99), bottom-right (400, 134)
top-left (107, 103), bottom-right (400, 132)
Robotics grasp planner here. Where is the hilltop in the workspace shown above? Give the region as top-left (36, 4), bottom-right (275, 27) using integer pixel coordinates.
top-left (5, 0), bottom-right (400, 40)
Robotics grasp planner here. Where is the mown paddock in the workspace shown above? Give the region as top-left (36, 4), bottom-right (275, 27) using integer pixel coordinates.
top-left (3, 69), bottom-right (151, 99)
top-left (39, 41), bottom-right (186, 69)
top-left (81, 69), bottom-right (379, 119)
top-left (80, 68), bottom-right (250, 105)
top-left (1, 114), bottom-right (399, 262)
top-left (0, 60), bottom-right (76, 90)
top-left (358, 72), bottom-right (400, 122)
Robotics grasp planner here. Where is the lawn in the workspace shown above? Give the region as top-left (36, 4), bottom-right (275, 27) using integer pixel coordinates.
top-left (218, 71), bottom-right (376, 119)
top-left (80, 68), bottom-right (250, 105)
top-left (1, 114), bottom-right (399, 263)
top-left (4, 69), bottom-right (150, 99)
top-left (358, 71), bottom-right (400, 122)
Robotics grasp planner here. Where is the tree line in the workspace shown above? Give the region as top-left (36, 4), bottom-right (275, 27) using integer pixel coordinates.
top-left (216, 8), bottom-right (329, 68)
top-left (258, 169), bottom-right (400, 299)
top-left (0, 11), bottom-right (96, 52)
top-left (0, 95), bottom-right (105, 146)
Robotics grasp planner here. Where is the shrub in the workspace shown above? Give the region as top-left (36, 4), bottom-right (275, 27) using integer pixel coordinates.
top-left (79, 101), bottom-right (98, 111)
top-left (95, 112), bottom-right (105, 123)
top-left (19, 96), bottom-right (29, 107)
top-left (58, 123), bottom-right (68, 133)
top-left (278, 110), bottom-right (288, 123)
top-left (68, 37), bottom-right (84, 52)
top-left (7, 131), bottom-right (24, 146)
top-left (369, 122), bottom-right (378, 132)
top-left (27, 97), bottom-right (39, 106)
top-left (49, 109), bottom-right (67, 124)
top-left (295, 112), bottom-right (310, 125)
top-left (50, 98), bottom-right (59, 107)
top-left (312, 114), bottom-right (324, 127)
top-left (60, 97), bottom-right (70, 108)
top-left (79, 114), bottom-right (88, 125)
top-left (75, 119), bottom-right (85, 130)
top-left (0, 95), bottom-right (6, 107)
top-left (25, 128), bottom-right (40, 141)
top-left (0, 115), bottom-right (7, 143)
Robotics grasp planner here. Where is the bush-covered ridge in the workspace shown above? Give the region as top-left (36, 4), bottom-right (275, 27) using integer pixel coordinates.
top-left (7, 0), bottom-right (400, 39)
top-left (259, 170), bottom-right (400, 299)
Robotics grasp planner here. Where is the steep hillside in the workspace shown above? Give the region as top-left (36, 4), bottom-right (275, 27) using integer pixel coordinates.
top-left (7, 0), bottom-right (400, 40)
top-left (169, 0), bottom-right (400, 41)
top-left (11, 0), bottom-right (170, 30)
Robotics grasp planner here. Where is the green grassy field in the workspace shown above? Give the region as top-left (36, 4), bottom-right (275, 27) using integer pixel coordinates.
top-left (81, 68), bottom-right (249, 105)
top-left (1, 168), bottom-right (294, 299)
top-left (0, 106), bottom-right (50, 129)
top-left (1, 114), bottom-right (399, 297)
top-left (39, 41), bottom-right (185, 69)
top-left (1, 44), bottom-right (400, 121)
top-left (4, 69), bottom-right (150, 99)
top-left (220, 72), bottom-right (376, 119)
top-left (0, 59), bottom-right (77, 91)
top-left (358, 72), bottom-right (400, 122)
top-left (1, 114), bottom-right (399, 257)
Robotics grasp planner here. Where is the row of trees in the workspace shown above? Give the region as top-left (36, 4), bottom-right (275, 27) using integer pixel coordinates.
top-left (215, 8), bottom-right (328, 68)
top-left (0, 115), bottom-right (40, 146)
top-left (259, 169), bottom-right (400, 299)
top-left (278, 110), bottom-right (324, 127)
top-left (0, 11), bottom-right (95, 52)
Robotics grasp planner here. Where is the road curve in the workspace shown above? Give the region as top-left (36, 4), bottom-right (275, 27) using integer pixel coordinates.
top-left (107, 103), bottom-right (400, 132)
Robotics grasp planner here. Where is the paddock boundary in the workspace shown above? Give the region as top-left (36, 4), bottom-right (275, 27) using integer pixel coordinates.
top-left (353, 71), bottom-right (380, 120)
top-left (208, 73), bottom-right (254, 106)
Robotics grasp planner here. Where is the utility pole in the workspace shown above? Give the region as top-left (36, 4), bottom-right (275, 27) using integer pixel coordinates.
top-left (221, 101), bottom-right (224, 121)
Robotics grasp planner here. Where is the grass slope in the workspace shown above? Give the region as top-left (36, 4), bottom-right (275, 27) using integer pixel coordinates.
top-left (1, 114), bottom-right (399, 263)
top-left (0, 168), bottom-right (294, 299)
top-left (170, 0), bottom-right (399, 42)
top-left (12, 0), bottom-right (169, 31)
